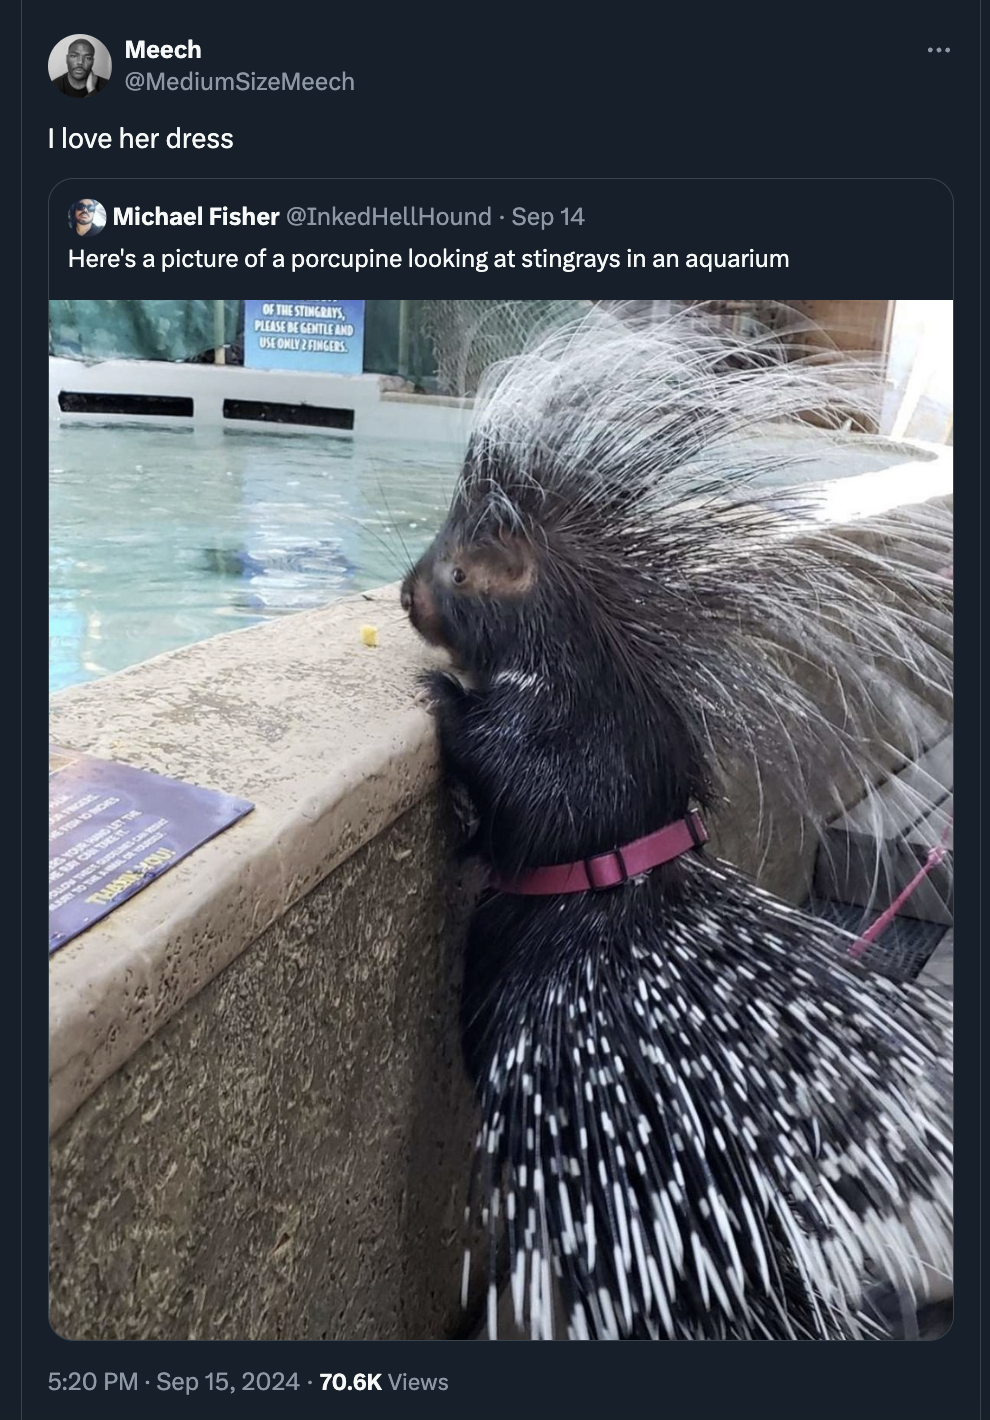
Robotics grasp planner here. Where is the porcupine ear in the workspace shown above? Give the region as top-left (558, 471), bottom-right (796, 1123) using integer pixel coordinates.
top-left (465, 530), bottom-right (538, 598)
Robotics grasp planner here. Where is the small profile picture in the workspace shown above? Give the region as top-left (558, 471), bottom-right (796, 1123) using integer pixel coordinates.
top-left (49, 35), bottom-right (111, 97)
top-left (68, 199), bottom-right (107, 236)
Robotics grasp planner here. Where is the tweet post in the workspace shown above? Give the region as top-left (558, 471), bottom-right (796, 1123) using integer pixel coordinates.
top-left (31, 6), bottom-right (978, 1418)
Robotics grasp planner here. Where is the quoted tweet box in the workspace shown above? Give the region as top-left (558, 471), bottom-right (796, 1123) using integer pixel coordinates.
top-left (243, 299), bottom-right (365, 372)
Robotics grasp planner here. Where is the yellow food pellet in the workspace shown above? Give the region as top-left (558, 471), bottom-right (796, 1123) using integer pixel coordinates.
top-left (359, 624), bottom-right (379, 647)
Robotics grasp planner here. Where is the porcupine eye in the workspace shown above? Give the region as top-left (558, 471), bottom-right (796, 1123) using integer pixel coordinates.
top-left (451, 567), bottom-right (467, 586)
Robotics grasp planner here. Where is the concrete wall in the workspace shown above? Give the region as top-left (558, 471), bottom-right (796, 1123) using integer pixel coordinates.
top-left (50, 791), bottom-right (484, 1341)
top-left (48, 456), bottom-right (952, 1342)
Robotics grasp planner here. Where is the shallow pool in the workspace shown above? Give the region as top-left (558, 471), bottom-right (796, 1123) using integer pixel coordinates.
top-left (50, 421), bottom-right (935, 695)
top-left (50, 423), bottom-right (463, 693)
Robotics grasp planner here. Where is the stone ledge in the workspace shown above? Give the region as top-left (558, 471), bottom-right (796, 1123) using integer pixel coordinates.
top-left (49, 584), bottom-right (443, 1137)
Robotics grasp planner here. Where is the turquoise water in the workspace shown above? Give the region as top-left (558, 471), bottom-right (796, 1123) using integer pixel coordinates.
top-left (50, 421), bottom-right (920, 695)
top-left (50, 422), bottom-right (462, 693)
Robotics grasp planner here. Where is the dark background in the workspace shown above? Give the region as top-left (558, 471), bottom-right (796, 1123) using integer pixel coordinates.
top-left (29, 3), bottom-right (980, 1416)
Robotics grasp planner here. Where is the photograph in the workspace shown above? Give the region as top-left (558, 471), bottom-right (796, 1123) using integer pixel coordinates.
top-left (48, 297), bottom-right (953, 1343)
top-left (67, 197), bottom-right (106, 235)
top-left (48, 34), bottom-right (112, 96)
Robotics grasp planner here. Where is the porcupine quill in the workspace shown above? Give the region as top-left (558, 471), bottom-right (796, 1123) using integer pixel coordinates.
top-left (401, 309), bottom-right (953, 1340)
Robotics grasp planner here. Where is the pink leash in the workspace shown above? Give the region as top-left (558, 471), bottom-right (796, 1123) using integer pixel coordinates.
top-left (848, 816), bottom-right (953, 958)
top-left (850, 566), bottom-right (953, 957)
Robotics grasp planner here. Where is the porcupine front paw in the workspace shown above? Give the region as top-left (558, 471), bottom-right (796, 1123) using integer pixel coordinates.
top-left (413, 671), bottom-right (482, 852)
top-left (414, 667), bottom-right (469, 711)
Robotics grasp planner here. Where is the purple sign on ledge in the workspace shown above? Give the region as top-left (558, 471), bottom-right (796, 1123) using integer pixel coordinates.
top-left (49, 747), bottom-right (254, 954)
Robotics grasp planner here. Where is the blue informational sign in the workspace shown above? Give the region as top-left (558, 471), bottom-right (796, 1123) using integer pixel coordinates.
top-left (243, 299), bottom-right (365, 373)
top-left (49, 747), bottom-right (254, 953)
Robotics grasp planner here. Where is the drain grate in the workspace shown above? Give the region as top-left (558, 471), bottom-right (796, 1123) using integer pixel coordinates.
top-left (803, 898), bottom-right (948, 982)
top-left (221, 398), bottom-right (354, 429)
top-left (58, 391), bottom-right (194, 417)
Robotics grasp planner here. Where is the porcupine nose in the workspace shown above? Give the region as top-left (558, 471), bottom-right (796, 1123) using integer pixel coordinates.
top-left (401, 567), bottom-right (443, 644)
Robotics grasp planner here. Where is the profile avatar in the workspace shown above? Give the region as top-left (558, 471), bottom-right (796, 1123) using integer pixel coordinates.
top-left (69, 199), bottom-right (105, 236)
top-left (52, 38), bottom-right (109, 97)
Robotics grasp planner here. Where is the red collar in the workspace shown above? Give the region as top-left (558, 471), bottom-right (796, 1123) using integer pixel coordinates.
top-left (493, 810), bottom-right (708, 895)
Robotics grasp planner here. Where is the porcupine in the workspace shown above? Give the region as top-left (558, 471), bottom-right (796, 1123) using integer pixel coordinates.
top-left (400, 310), bottom-right (953, 1340)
